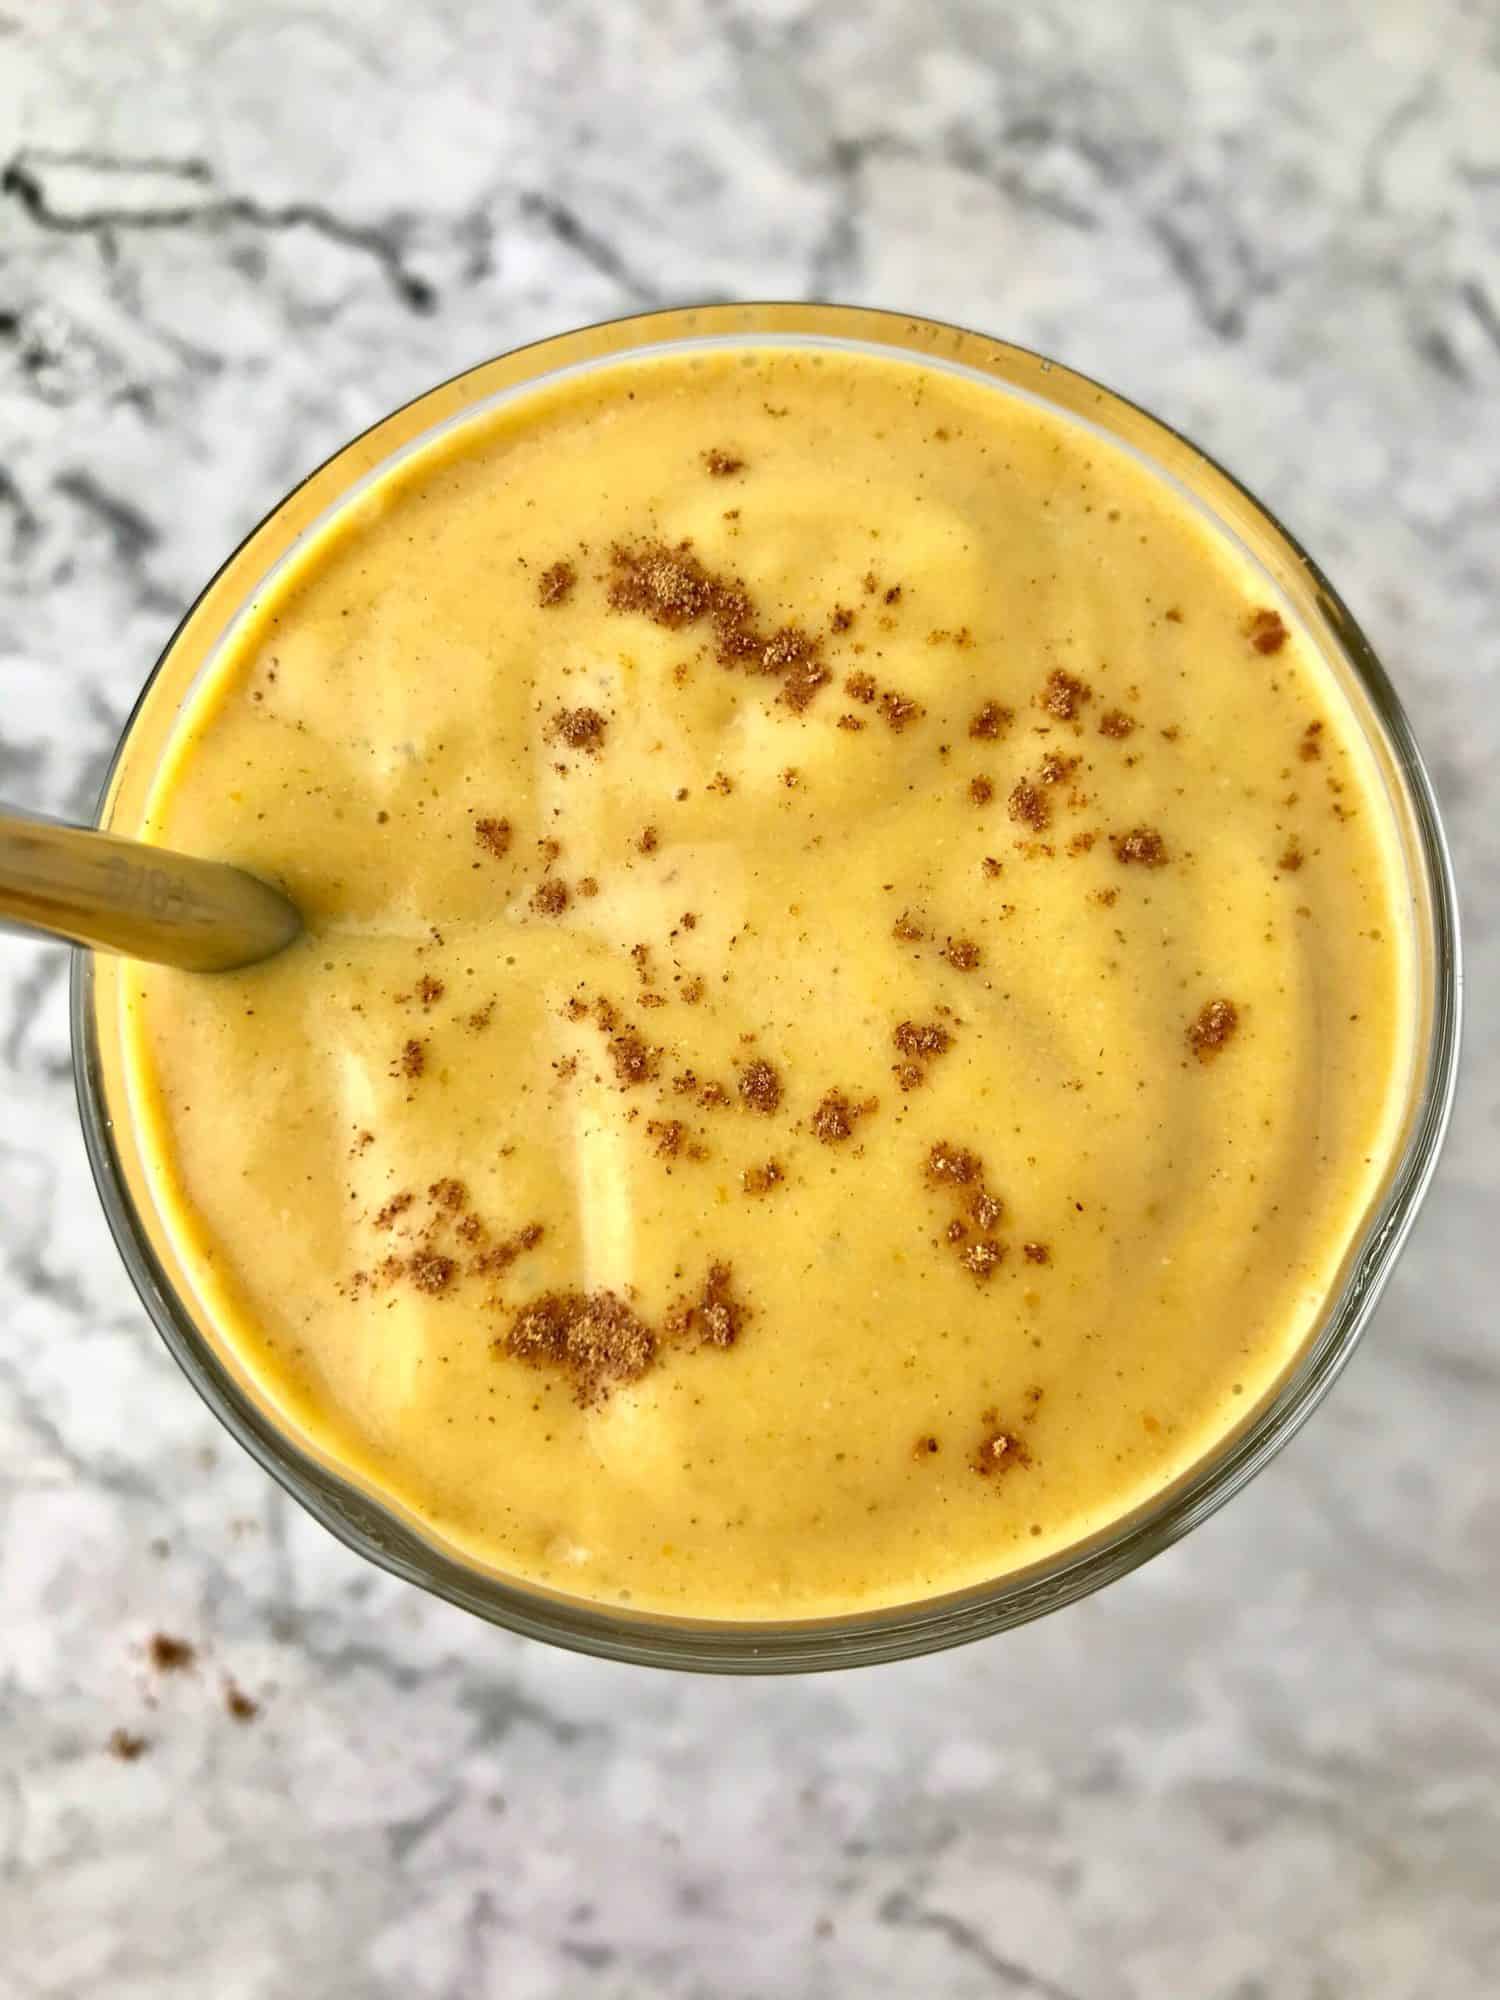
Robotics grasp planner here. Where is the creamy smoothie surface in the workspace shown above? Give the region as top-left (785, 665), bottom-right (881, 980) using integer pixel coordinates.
top-left (121, 345), bottom-right (1412, 1616)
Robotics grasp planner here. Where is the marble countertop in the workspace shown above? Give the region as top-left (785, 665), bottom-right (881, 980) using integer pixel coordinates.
top-left (2, 2), bottom-right (1497, 1993)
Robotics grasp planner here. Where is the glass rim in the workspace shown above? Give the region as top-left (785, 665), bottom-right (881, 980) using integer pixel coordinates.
top-left (71, 302), bottom-right (1463, 1673)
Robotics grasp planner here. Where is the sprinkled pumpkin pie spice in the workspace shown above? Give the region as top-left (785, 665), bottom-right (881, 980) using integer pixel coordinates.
top-left (122, 336), bottom-right (1410, 1624)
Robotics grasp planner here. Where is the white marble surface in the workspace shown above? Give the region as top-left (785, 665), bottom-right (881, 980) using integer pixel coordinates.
top-left (2, 2), bottom-right (1497, 1993)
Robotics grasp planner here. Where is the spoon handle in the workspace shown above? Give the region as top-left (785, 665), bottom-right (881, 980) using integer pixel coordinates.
top-left (0, 809), bottom-right (302, 972)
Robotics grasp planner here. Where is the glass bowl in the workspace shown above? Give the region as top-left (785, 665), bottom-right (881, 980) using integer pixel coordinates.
top-left (72, 304), bottom-right (1462, 1672)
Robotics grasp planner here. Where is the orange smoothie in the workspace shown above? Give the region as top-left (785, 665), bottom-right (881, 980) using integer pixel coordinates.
top-left (118, 345), bottom-right (1412, 1617)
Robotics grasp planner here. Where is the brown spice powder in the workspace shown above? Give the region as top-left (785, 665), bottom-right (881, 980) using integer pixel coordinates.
top-left (894, 1021), bottom-right (950, 1059)
top-left (537, 559), bottom-right (576, 606)
top-left (475, 817), bottom-right (513, 859)
top-left (960, 1238), bottom-right (1005, 1280)
top-left (553, 706), bottom-right (608, 752)
top-left (1188, 997), bottom-right (1240, 1061)
top-left (504, 1290), bottom-right (656, 1403)
top-left (810, 1089), bottom-right (862, 1144)
top-left (608, 539), bottom-right (715, 627)
top-left (738, 1058), bottom-right (782, 1113)
top-left (969, 700), bottom-right (1013, 740)
top-left (1041, 669), bottom-right (1092, 720)
top-left (1110, 827), bottom-right (1168, 866)
top-left (1008, 779), bottom-right (1050, 831)
top-left (880, 689), bottom-right (924, 732)
top-left (408, 1252), bottom-right (456, 1295)
top-left (927, 1141), bottom-right (981, 1187)
top-left (609, 1031), bottom-right (658, 1088)
top-left (1247, 608), bottom-right (1288, 654)
top-left (970, 1189), bottom-right (1004, 1231)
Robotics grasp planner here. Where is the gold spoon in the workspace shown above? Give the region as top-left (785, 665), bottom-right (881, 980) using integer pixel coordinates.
top-left (0, 808), bottom-right (302, 971)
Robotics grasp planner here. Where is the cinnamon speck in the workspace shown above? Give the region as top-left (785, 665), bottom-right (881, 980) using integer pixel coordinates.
top-left (894, 1020), bottom-right (950, 1060)
top-left (538, 559), bottom-right (576, 606)
top-left (970, 1189), bottom-right (1004, 1231)
top-left (969, 700), bottom-right (1013, 740)
top-left (811, 1089), bottom-right (860, 1144)
top-left (738, 1058), bottom-right (782, 1113)
top-left (504, 1289), bottom-right (656, 1404)
top-left (1008, 779), bottom-right (1050, 831)
top-left (960, 1239), bottom-right (1006, 1280)
top-left (879, 689), bottom-right (924, 732)
top-left (608, 539), bottom-right (714, 627)
top-left (780, 652), bottom-right (832, 712)
top-left (475, 817), bottom-right (513, 859)
top-left (552, 706), bottom-right (608, 752)
top-left (609, 1031), bottom-right (658, 1088)
top-left (1041, 669), bottom-right (1091, 720)
top-left (973, 1422), bottom-right (1030, 1477)
top-left (1110, 827), bottom-right (1168, 866)
top-left (647, 1119), bottom-right (687, 1159)
top-left (671, 1261), bottom-right (747, 1349)
top-left (1187, 997), bottom-right (1240, 1062)
top-left (1247, 607), bottom-right (1288, 654)
top-left (927, 1141), bottom-right (981, 1187)
top-left (409, 1252), bottom-right (456, 1295)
